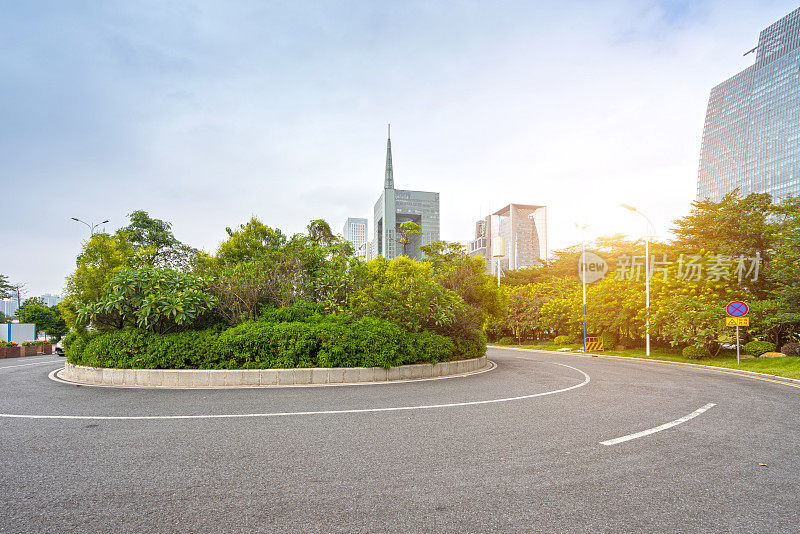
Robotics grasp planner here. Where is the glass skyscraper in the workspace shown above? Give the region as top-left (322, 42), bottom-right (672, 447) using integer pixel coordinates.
top-left (370, 126), bottom-right (440, 260)
top-left (697, 7), bottom-right (800, 201)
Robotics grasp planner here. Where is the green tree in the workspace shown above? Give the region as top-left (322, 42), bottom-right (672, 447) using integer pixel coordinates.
top-left (77, 268), bottom-right (217, 334)
top-left (392, 221), bottom-right (422, 257)
top-left (203, 218), bottom-right (359, 324)
top-left (0, 274), bottom-right (12, 299)
top-left (17, 299), bottom-right (69, 341)
top-left (216, 217), bottom-right (289, 264)
top-left (62, 231), bottom-right (136, 327)
top-left (122, 210), bottom-right (196, 270)
top-left (421, 241), bottom-right (505, 327)
top-left (349, 256), bottom-right (470, 335)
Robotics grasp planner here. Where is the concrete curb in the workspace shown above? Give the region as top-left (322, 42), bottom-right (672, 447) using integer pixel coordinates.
top-left (60, 356), bottom-right (488, 388)
top-left (488, 345), bottom-right (800, 385)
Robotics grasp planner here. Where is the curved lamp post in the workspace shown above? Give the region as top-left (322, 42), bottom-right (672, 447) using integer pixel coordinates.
top-left (620, 204), bottom-right (655, 357)
top-left (70, 217), bottom-right (109, 236)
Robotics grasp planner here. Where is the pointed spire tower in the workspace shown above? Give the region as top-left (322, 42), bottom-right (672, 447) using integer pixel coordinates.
top-left (384, 123), bottom-right (394, 190)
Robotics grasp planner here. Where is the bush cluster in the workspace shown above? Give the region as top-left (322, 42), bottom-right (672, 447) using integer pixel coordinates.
top-left (553, 335), bottom-right (578, 345)
top-left (66, 312), bottom-right (485, 370)
top-left (743, 340), bottom-right (775, 357)
top-left (682, 345), bottom-right (711, 359)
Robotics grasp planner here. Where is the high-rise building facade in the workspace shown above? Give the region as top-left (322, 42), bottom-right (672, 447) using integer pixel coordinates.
top-left (342, 218), bottom-right (368, 258)
top-left (371, 127), bottom-right (440, 260)
top-left (697, 8), bottom-right (800, 201)
top-left (39, 294), bottom-right (63, 307)
top-left (468, 203), bottom-right (547, 274)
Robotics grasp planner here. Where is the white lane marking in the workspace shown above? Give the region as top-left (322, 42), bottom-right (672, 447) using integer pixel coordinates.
top-left (0, 359), bottom-right (64, 371)
top-left (0, 362), bottom-right (590, 420)
top-left (600, 403), bottom-right (716, 446)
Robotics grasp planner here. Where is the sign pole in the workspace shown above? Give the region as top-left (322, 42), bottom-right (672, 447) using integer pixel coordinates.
top-left (736, 325), bottom-right (740, 365)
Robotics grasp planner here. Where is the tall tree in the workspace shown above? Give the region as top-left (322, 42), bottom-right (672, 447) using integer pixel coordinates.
top-left (122, 210), bottom-right (195, 270)
top-left (0, 274), bottom-right (12, 299)
top-left (62, 231), bottom-right (136, 327)
top-left (392, 221), bottom-right (422, 257)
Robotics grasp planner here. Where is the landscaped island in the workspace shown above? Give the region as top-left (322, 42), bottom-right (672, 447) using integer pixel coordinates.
top-left (62, 214), bottom-right (500, 370)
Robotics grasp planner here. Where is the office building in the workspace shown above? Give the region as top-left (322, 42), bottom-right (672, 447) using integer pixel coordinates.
top-left (468, 203), bottom-right (547, 274)
top-left (371, 127), bottom-right (440, 260)
top-left (342, 218), bottom-right (368, 258)
top-left (39, 294), bottom-right (63, 307)
top-left (697, 7), bottom-right (800, 201)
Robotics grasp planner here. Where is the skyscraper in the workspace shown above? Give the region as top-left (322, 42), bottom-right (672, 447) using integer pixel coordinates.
top-left (697, 7), bottom-right (800, 201)
top-left (342, 218), bottom-right (368, 258)
top-left (371, 126), bottom-right (440, 260)
top-left (468, 203), bottom-right (547, 274)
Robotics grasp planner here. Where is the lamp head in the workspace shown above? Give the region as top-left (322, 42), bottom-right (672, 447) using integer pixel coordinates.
top-left (101, 220), bottom-right (109, 224)
top-left (620, 203), bottom-right (637, 212)
top-left (70, 217), bottom-right (80, 221)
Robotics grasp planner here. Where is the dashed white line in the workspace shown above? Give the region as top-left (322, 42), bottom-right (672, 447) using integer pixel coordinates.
top-left (600, 403), bottom-right (717, 446)
top-left (0, 362), bottom-right (590, 421)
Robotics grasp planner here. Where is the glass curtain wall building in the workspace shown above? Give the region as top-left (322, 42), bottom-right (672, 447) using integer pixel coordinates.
top-left (697, 7), bottom-right (800, 201)
top-left (342, 218), bottom-right (368, 258)
top-left (370, 127), bottom-right (440, 260)
top-left (468, 203), bottom-right (547, 274)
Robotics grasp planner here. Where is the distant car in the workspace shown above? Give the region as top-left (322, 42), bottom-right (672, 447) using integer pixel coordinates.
top-left (55, 339), bottom-right (65, 357)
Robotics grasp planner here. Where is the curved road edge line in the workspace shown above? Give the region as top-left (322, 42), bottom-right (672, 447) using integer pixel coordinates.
top-left (1, 362), bottom-right (589, 421)
top-left (489, 345), bottom-right (800, 390)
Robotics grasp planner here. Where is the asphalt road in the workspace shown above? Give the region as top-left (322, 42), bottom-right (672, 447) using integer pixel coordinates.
top-left (1, 348), bottom-right (799, 533)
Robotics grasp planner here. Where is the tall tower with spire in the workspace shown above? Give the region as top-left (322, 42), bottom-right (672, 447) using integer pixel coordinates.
top-left (370, 125), bottom-right (440, 260)
top-left (385, 124), bottom-right (394, 189)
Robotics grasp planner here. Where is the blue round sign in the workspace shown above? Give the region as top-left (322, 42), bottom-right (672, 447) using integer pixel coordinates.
top-left (726, 301), bottom-right (749, 317)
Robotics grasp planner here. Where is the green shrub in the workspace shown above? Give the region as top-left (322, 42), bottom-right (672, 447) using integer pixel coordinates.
top-left (780, 342), bottom-right (800, 357)
top-left (408, 331), bottom-right (455, 364)
top-left (743, 340), bottom-right (775, 357)
top-left (452, 331), bottom-right (486, 360)
top-left (682, 345), bottom-right (710, 359)
top-left (258, 301), bottom-right (327, 323)
top-left (64, 330), bottom-right (100, 363)
top-left (67, 306), bottom-right (487, 370)
top-left (498, 336), bottom-right (515, 345)
top-left (77, 268), bottom-right (217, 334)
top-left (553, 335), bottom-right (572, 345)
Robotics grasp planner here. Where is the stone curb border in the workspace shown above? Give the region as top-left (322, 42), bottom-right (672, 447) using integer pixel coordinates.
top-left (59, 356), bottom-right (487, 388)
top-left (488, 345), bottom-right (800, 385)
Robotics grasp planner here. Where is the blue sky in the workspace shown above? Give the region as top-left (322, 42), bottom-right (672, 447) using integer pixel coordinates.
top-left (1, 0), bottom-right (797, 296)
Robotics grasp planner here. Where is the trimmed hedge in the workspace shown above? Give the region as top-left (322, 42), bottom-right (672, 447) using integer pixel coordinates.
top-left (682, 345), bottom-right (710, 360)
top-left (66, 314), bottom-right (485, 370)
top-left (743, 340), bottom-right (775, 357)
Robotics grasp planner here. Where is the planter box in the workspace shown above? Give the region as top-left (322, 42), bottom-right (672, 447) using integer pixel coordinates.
top-left (0, 347), bottom-right (5, 358)
top-left (5, 347), bottom-right (22, 358)
top-left (23, 345), bottom-right (36, 357)
top-left (44, 345), bottom-right (53, 355)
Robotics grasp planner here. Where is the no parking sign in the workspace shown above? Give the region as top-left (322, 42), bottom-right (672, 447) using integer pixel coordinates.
top-left (726, 301), bottom-right (749, 317)
top-left (726, 301), bottom-right (748, 365)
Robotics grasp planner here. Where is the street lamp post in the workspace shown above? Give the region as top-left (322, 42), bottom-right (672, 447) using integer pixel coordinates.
top-left (70, 217), bottom-right (109, 236)
top-left (576, 223), bottom-right (589, 353)
top-left (621, 204), bottom-right (655, 357)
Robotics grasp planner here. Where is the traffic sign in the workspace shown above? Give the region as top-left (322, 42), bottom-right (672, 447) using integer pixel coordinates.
top-left (726, 317), bottom-right (749, 327)
top-left (726, 301), bottom-right (749, 317)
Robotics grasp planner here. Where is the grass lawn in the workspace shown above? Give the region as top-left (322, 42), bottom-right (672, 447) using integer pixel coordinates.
top-left (494, 342), bottom-right (800, 381)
